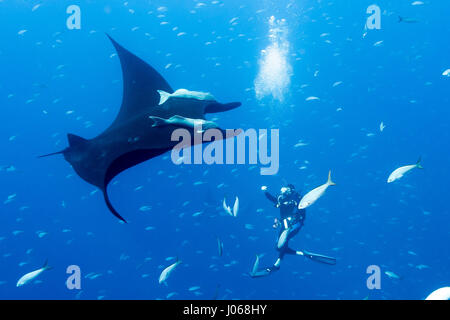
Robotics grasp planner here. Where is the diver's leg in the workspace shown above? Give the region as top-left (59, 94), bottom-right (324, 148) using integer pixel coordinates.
top-left (282, 225), bottom-right (301, 255)
top-left (252, 229), bottom-right (287, 277)
top-left (267, 223), bottom-right (304, 273)
top-left (251, 253), bottom-right (283, 278)
top-left (267, 250), bottom-right (285, 272)
top-left (277, 228), bottom-right (290, 250)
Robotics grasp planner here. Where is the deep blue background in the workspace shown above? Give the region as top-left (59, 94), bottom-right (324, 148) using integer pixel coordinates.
top-left (0, 0), bottom-right (449, 299)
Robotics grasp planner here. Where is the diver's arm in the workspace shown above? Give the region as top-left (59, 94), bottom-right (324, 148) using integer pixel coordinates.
top-left (261, 186), bottom-right (278, 205)
top-left (264, 192), bottom-right (278, 205)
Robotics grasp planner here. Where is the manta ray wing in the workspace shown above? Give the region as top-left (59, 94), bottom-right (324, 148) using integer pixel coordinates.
top-left (41, 35), bottom-right (242, 223)
top-left (102, 148), bottom-right (172, 222)
top-left (105, 34), bottom-right (174, 131)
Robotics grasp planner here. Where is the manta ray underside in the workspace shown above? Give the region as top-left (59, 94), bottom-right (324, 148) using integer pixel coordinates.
top-left (41, 34), bottom-right (241, 222)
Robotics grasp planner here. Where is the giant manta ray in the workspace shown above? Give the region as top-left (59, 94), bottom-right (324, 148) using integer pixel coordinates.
top-left (41, 35), bottom-right (242, 222)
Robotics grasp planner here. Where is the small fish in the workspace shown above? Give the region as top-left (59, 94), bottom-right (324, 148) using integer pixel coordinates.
top-left (385, 271), bottom-right (401, 279)
top-left (380, 122), bottom-right (386, 132)
top-left (192, 211), bottom-right (202, 217)
top-left (416, 264), bottom-right (429, 270)
top-left (188, 286), bottom-right (201, 291)
top-left (217, 237), bottom-right (223, 257)
top-left (139, 205), bottom-right (151, 212)
top-left (223, 197), bottom-right (238, 217)
top-left (157, 89), bottom-right (215, 105)
top-left (398, 16), bottom-right (419, 23)
top-left (212, 284), bottom-right (220, 300)
top-left (233, 197), bottom-right (239, 217)
top-left (86, 273), bottom-right (102, 280)
top-left (159, 258), bottom-right (182, 285)
top-left (294, 140), bottom-right (308, 148)
top-left (387, 158), bottom-right (423, 183)
top-left (298, 171), bottom-right (336, 209)
top-left (36, 231), bottom-right (48, 238)
top-left (17, 260), bottom-right (51, 287)
top-left (32, 4), bottom-right (41, 12)
top-left (373, 40), bottom-right (384, 47)
top-left (223, 198), bottom-right (232, 216)
top-left (442, 69), bottom-right (450, 77)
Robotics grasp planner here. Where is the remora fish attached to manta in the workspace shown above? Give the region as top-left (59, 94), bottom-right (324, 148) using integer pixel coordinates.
top-left (298, 171), bottom-right (336, 209)
top-left (17, 260), bottom-right (51, 287)
top-left (39, 35), bottom-right (242, 222)
top-left (157, 89), bottom-right (216, 106)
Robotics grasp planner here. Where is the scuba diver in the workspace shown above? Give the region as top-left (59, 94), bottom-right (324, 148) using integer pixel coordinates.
top-left (250, 184), bottom-right (336, 278)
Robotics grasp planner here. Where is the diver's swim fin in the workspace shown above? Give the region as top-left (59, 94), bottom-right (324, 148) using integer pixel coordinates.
top-left (249, 255), bottom-right (273, 278)
top-left (250, 269), bottom-right (271, 278)
top-left (301, 250), bottom-right (336, 265)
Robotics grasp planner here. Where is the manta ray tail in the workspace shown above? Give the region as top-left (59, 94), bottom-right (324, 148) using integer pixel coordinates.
top-left (102, 188), bottom-right (128, 223)
top-left (39, 133), bottom-right (85, 158)
top-left (38, 150), bottom-right (66, 158)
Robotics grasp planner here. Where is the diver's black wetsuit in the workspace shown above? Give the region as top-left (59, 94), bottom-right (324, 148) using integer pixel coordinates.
top-left (249, 186), bottom-right (336, 278)
top-left (265, 190), bottom-right (306, 262)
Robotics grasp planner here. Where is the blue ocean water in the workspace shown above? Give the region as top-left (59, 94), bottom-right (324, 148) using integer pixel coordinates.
top-left (0, 0), bottom-right (449, 300)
